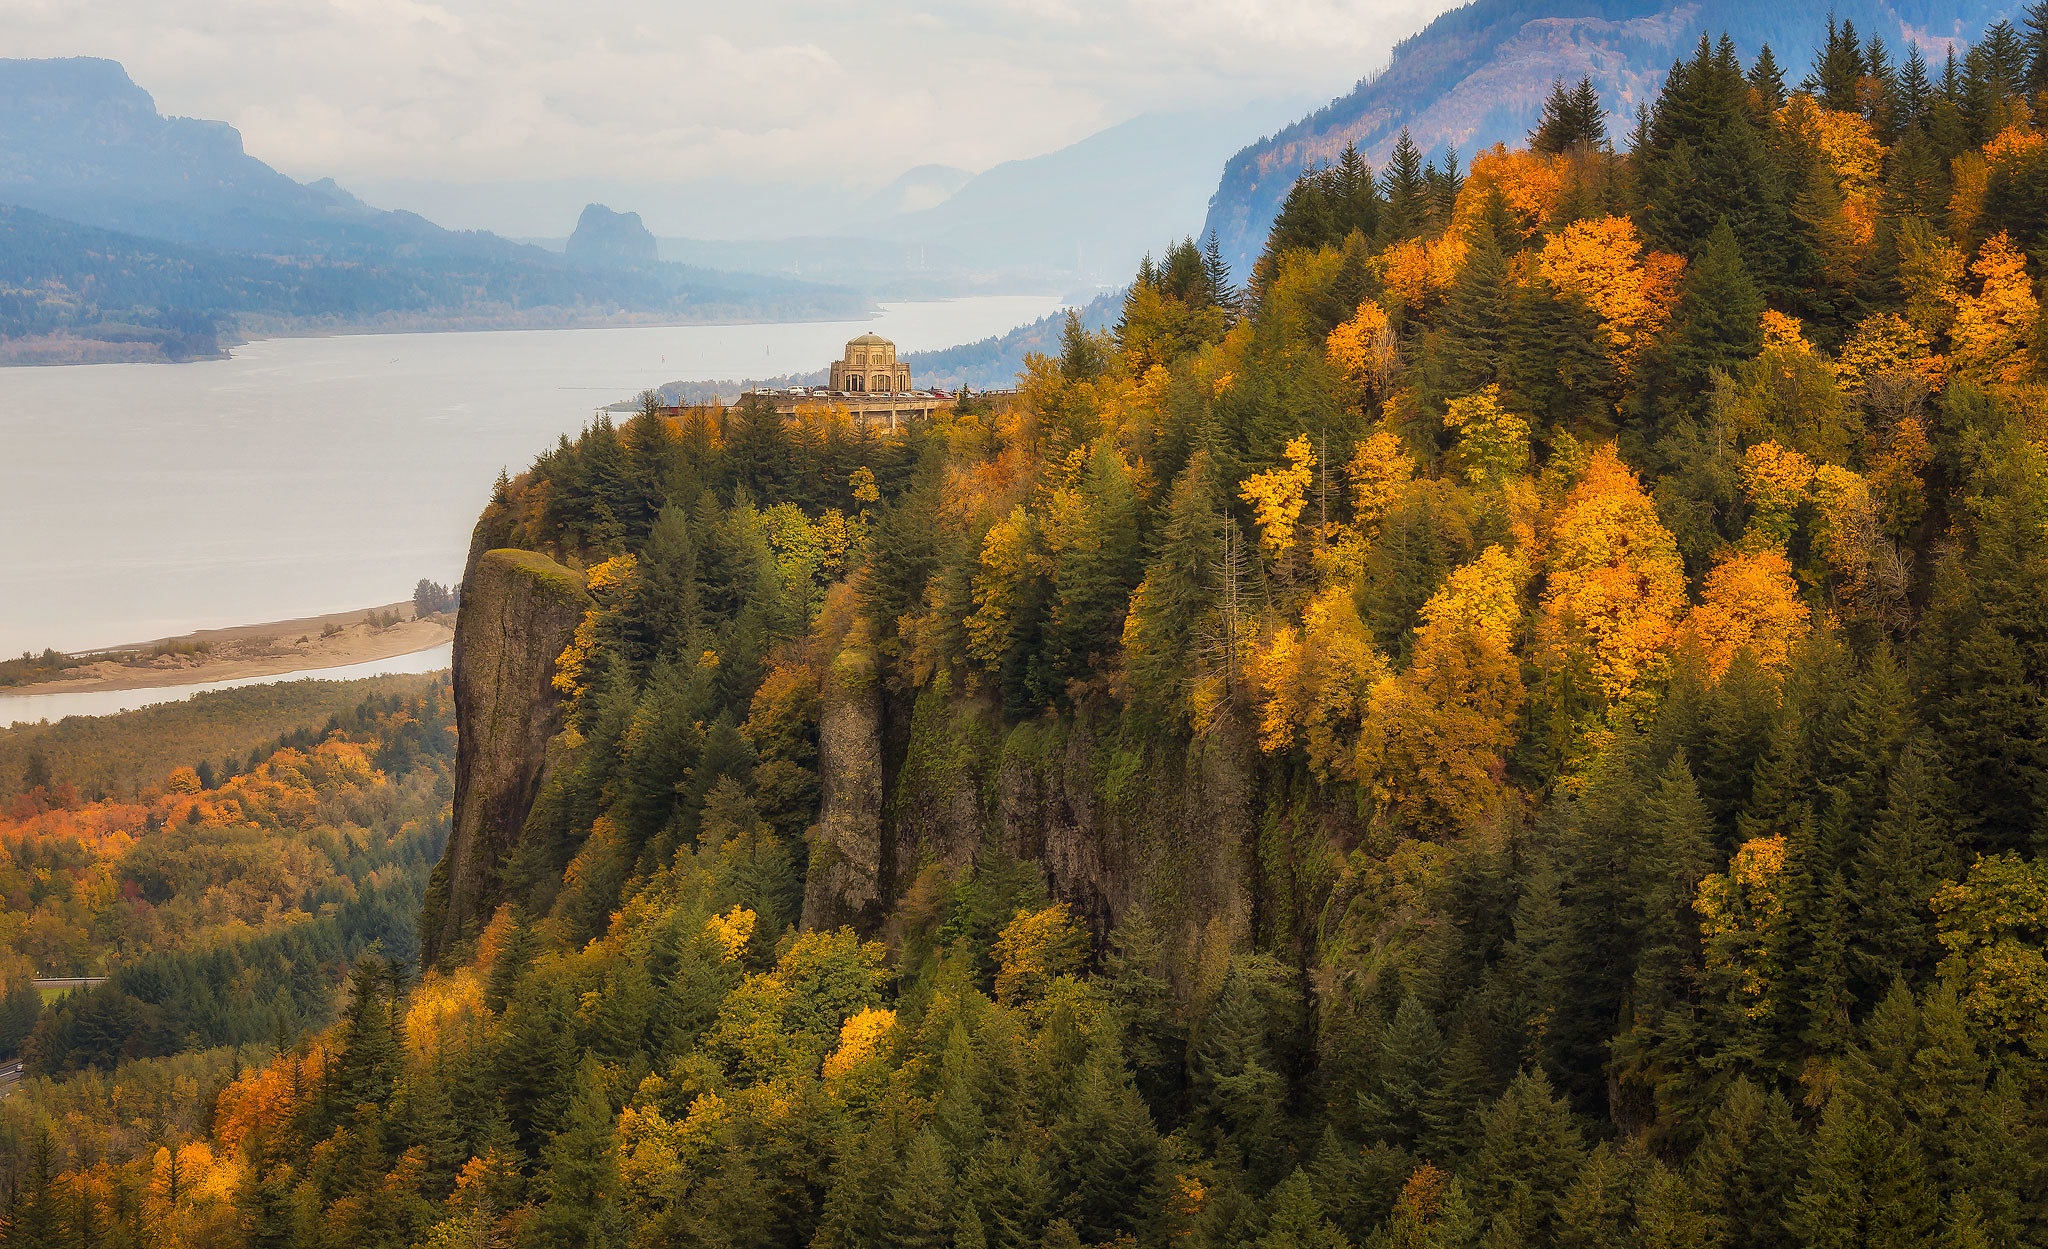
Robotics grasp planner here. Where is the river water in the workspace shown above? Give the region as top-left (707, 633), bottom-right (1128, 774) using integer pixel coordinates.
top-left (0, 296), bottom-right (1061, 658)
top-left (0, 643), bottom-right (454, 728)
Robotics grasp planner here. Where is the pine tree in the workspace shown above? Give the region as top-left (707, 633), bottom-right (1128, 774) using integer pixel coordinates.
top-left (1533, 77), bottom-right (1607, 153)
top-left (2027, 1), bottom-right (2048, 97)
top-left (1748, 45), bottom-right (1788, 115)
top-left (526, 1060), bottom-right (620, 1247)
top-left (883, 1130), bottom-right (958, 1249)
top-left (1633, 220), bottom-right (1764, 441)
top-left (1791, 1092), bottom-right (1941, 1249)
top-left (1848, 746), bottom-right (1949, 999)
top-left (1430, 221), bottom-right (1512, 405)
top-left (494, 977), bottom-right (577, 1159)
top-left (963, 1137), bottom-right (1052, 1249)
top-left (1471, 1070), bottom-right (1587, 1237)
top-left (1361, 995), bottom-right (1443, 1147)
top-left (1688, 1079), bottom-right (1805, 1249)
top-left (1102, 906), bottom-right (1181, 1111)
top-left (320, 956), bottom-right (404, 1134)
top-left (1256, 1169), bottom-right (1352, 1249)
top-left (1380, 131), bottom-right (1429, 242)
top-left (1204, 230), bottom-right (1241, 317)
top-left (1806, 16), bottom-right (1868, 111)
top-left (1049, 1053), bottom-right (1163, 1244)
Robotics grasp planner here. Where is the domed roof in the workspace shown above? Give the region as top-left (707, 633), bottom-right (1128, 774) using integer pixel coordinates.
top-left (848, 332), bottom-right (892, 346)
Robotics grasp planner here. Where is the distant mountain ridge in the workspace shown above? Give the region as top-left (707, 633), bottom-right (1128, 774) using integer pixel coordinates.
top-left (1202, 0), bottom-right (2017, 276)
top-left (0, 57), bottom-right (865, 360)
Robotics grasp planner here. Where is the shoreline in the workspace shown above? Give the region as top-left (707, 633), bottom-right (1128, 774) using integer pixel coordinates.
top-left (5, 604), bottom-right (456, 696)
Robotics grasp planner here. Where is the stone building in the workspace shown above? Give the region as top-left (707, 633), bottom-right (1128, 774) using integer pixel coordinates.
top-left (828, 333), bottom-right (912, 393)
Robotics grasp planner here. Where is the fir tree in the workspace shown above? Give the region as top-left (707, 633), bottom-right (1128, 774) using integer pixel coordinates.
top-left (1049, 1053), bottom-right (1163, 1244)
top-left (1380, 131), bottom-right (1430, 242)
top-left (1806, 16), bottom-right (1868, 111)
top-left (1533, 77), bottom-right (1607, 153)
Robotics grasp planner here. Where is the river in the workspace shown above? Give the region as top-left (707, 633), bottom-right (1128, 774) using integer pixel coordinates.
top-left (0, 644), bottom-right (454, 727)
top-left (0, 296), bottom-right (1062, 658)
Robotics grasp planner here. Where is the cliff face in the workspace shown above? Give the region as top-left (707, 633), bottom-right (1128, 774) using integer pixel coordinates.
top-left (800, 641), bottom-right (888, 932)
top-left (421, 548), bottom-right (589, 965)
top-left (804, 670), bottom-right (1263, 985)
top-left (1201, 0), bottom-right (2009, 277)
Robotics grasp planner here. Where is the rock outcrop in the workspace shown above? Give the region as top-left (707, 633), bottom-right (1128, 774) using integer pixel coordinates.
top-left (421, 548), bottom-right (589, 965)
top-left (564, 203), bottom-right (659, 269)
top-left (800, 641), bottom-right (887, 932)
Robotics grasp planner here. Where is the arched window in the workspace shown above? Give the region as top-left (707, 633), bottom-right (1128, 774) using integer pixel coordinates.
top-left (872, 375), bottom-right (890, 393)
top-left (849, 375), bottom-right (863, 392)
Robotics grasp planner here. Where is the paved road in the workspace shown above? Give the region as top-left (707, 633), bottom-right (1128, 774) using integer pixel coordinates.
top-left (31, 977), bottom-right (106, 991)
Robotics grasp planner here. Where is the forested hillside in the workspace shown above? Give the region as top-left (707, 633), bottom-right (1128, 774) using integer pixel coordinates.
top-left (8, 15), bottom-right (2048, 1249)
top-left (1200, 0), bottom-right (2014, 275)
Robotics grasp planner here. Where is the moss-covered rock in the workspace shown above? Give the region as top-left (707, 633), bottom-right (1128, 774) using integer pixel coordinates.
top-left (420, 547), bottom-right (590, 965)
top-left (800, 641), bottom-right (886, 932)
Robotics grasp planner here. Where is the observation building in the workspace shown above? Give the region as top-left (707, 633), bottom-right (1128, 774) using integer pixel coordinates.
top-left (746, 334), bottom-right (949, 432)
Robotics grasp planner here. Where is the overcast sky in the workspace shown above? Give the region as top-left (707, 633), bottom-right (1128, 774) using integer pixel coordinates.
top-left (0, 0), bottom-right (1455, 223)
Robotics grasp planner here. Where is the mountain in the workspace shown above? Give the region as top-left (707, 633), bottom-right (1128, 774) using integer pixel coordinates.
top-left (655, 101), bottom-right (1313, 295)
top-left (850, 164), bottom-right (974, 219)
top-left (564, 203), bottom-right (660, 268)
top-left (0, 57), bottom-right (866, 358)
top-left (1202, 0), bottom-right (2017, 275)
top-left (878, 101), bottom-right (1311, 284)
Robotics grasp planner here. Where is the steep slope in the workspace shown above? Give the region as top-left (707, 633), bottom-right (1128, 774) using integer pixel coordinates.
top-left (1203, 0), bottom-right (2014, 275)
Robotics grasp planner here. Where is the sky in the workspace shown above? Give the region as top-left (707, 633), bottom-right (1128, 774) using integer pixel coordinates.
top-left (0, 0), bottom-right (1457, 235)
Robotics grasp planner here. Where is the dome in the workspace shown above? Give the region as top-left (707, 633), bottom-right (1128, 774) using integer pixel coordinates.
top-left (849, 332), bottom-right (892, 347)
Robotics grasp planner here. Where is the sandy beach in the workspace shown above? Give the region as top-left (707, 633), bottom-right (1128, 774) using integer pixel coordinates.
top-left (5, 603), bottom-right (456, 696)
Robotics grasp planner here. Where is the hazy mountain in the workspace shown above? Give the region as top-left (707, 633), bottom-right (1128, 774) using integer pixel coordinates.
top-left (564, 204), bottom-right (660, 268)
top-left (1202, 0), bottom-right (2018, 276)
top-left (877, 101), bottom-right (1313, 284)
top-left (0, 58), bottom-right (866, 358)
top-left (851, 165), bottom-right (974, 220)
top-left (654, 100), bottom-right (1314, 295)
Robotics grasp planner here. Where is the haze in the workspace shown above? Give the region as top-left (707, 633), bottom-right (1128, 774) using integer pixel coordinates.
top-left (0, 0), bottom-right (1458, 238)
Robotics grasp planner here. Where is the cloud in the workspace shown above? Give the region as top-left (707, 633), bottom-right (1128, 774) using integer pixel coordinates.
top-left (0, 0), bottom-right (1455, 203)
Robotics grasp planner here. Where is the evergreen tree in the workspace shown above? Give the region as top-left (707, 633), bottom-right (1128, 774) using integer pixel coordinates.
top-left (1748, 44), bottom-right (1788, 115)
top-left (883, 1130), bottom-right (958, 1249)
top-left (1533, 77), bottom-right (1607, 153)
top-left (1805, 17), bottom-right (1868, 111)
top-left (1471, 1070), bottom-right (1587, 1241)
top-left (1049, 1053), bottom-right (1163, 1244)
top-left (1380, 131), bottom-right (1430, 242)
top-left (1360, 995), bottom-right (1443, 1147)
top-left (1791, 1092), bottom-right (1941, 1249)
top-left (1633, 220), bottom-right (1764, 441)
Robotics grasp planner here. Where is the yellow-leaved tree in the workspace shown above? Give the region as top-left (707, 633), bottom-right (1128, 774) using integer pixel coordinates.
top-left (1326, 300), bottom-right (1397, 395)
top-left (1738, 440), bottom-right (1816, 549)
top-left (1252, 582), bottom-right (1391, 775)
top-left (1539, 445), bottom-right (1688, 702)
top-left (1356, 619), bottom-right (1525, 839)
top-left (1697, 834), bottom-right (1790, 1022)
top-left (1682, 548), bottom-right (1811, 679)
top-left (1241, 433), bottom-right (1318, 561)
top-left (1442, 386), bottom-right (1531, 487)
top-left (1951, 231), bottom-right (2040, 384)
top-left (1538, 215), bottom-right (1686, 372)
top-left (1346, 429), bottom-right (1415, 536)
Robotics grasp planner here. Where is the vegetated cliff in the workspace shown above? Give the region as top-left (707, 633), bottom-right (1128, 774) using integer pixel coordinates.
top-left (419, 547), bottom-right (589, 964)
top-left (1201, 0), bottom-right (2009, 276)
